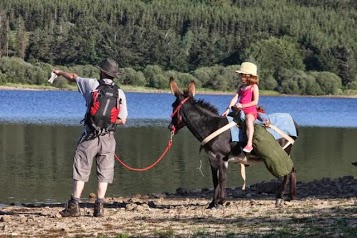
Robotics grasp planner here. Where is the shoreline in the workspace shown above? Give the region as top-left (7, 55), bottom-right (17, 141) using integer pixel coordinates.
top-left (1, 85), bottom-right (357, 98)
top-left (1, 175), bottom-right (356, 206)
top-left (0, 176), bottom-right (356, 237)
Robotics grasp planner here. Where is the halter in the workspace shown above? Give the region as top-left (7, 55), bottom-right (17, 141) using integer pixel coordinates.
top-left (170, 97), bottom-right (189, 131)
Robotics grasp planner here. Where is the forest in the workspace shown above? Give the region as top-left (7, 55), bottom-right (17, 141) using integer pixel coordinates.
top-left (0, 0), bottom-right (356, 95)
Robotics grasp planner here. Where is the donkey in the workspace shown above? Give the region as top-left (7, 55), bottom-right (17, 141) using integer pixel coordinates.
top-left (168, 77), bottom-right (298, 208)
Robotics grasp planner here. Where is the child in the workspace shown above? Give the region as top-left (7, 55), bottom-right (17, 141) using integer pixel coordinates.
top-left (222, 62), bottom-right (260, 153)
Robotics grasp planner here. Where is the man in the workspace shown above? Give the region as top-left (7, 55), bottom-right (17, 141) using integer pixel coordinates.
top-left (53, 58), bottom-right (128, 217)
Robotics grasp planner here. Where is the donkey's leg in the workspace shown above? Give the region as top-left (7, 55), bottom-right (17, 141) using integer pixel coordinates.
top-left (208, 158), bottom-right (228, 209)
top-left (277, 175), bottom-right (289, 199)
top-left (217, 160), bottom-right (228, 206)
top-left (208, 165), bottom-right (219, 209)
top-left (288, 167), bottom-right (297, 200)
top-left (276, 174), bottom-right (289, 207)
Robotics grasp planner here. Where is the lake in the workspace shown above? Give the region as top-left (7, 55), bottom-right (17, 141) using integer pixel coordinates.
top-left (2, 90), bottom-right (357, 127)
top-left (0, 90), bottom-right (356, 204)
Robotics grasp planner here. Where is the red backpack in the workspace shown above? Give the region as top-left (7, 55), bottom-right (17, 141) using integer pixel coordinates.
top-left (85, 80), bottom-right (120, 134)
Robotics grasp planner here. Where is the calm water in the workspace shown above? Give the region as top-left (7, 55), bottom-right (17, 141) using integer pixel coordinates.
top-left (0, 90), bottom-right (357, 204)
top-left (1, 90), bottom-right (357, 127)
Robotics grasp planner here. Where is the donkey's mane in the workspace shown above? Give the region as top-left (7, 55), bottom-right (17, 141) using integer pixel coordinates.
top-left (195, 99), bottom-right (219, 115)
top-left (182, 90), bottom-right (219, 115)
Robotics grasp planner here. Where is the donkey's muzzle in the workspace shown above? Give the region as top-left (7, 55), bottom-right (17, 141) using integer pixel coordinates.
top-left (168, 123), bottom-right (177, 134)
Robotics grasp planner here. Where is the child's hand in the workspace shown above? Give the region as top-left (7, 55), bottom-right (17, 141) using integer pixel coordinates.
top-left (235, 103), bottom-right (243, 109)
top-left (264, 120), bottom-right (271, 127)
top-left (221, 108), bottom-right (230, 116)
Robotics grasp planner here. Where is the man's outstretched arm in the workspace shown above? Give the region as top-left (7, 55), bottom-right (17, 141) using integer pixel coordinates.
top-left (52, 70), bottom-right (78, 82)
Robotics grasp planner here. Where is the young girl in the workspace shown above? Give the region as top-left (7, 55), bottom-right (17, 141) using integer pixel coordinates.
top-left (222, 62), bottom-right (259, 153)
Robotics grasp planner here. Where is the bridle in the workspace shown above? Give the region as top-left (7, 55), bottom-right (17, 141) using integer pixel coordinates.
top-left (169, 97), bottom-right (189, 132)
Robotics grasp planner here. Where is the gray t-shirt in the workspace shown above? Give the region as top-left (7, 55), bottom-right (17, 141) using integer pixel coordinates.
top-left (76, 77), bottom-right (128, 124)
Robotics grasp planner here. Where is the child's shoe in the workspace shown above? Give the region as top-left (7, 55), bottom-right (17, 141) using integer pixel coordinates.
top-left (243, 145), bottom-right (253, 153)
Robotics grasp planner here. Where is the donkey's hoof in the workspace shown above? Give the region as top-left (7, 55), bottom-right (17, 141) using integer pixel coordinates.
top-left (207, 202), bottom-right (215, 209)
top-left (275, 198), bottom-right (284, 207)
top-left (212, 204), bottom-right (224, 210)
top-left (287, 196), bottom-right (296, 201)
top-left (207, 203), bottom-right (223, 210)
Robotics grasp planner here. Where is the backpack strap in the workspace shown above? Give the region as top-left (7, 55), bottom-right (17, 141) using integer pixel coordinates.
top-left (98, 79), bottom-right (107, 86)
top-left (99, 79), bottom-right (120, 88)
top-left (98, 79), bottom-right (119, 102)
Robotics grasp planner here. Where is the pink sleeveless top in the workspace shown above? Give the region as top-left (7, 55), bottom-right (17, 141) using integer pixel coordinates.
top-left (238, 86), bottom-right (257, 117)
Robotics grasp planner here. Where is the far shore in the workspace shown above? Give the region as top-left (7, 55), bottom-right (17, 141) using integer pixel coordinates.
top-left (1, 84), bottom-right (357, 98)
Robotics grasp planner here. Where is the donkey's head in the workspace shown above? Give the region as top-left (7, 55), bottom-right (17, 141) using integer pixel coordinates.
top-left (168, 77), bottom-right (196, 133)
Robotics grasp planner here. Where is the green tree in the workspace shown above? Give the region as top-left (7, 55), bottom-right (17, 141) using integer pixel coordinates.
top-left (0, 10), bottom-right (9, 57)
top-left (143, 65), bottom-right (163, 88)
top-left (121, 68), bottom-right (146, 86)
top-left (15, 16), bottom-right (28, 59)
top-left (310, 71), bottom-right (342, 95)
top-left (0, 0), bottom-right (357, 95)
top-left (177, 73), bottom-right (199, 88)
top-left (244, 37), bottom-right (305, 74)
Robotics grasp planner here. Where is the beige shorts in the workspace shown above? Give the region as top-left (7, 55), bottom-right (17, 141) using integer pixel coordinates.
top-left (73, 132), bottom-right (116, 183)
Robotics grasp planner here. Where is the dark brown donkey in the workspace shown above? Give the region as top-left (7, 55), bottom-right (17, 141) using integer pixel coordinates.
top-left (168, 77), bottom-right (298, 208)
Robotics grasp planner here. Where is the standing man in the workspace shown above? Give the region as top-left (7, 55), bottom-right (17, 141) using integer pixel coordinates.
top-left (53, 58), bottom-right (128, 217)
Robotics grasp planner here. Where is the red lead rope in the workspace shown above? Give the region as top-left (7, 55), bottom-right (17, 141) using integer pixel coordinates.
top-left (114, 128), bottom-right (175, 172)
top-left (116, 97), bottom-right (188, 172)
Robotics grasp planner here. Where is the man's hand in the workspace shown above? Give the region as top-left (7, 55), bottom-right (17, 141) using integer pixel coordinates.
top-left (52, 69), bottom-right (62, 76)
top-left (116, 118), bottom-right (126, 125)
top-left (52, 69), bottom-right (78, 82)
top-left (48, 72), bottom-right (57, 83)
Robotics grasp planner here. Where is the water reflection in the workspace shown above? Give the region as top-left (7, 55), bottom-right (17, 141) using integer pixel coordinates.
top-left (0, 124), bottom-right (356, 204)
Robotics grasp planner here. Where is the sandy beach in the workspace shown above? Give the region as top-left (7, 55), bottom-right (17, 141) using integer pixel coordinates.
top-left (1, 176), bottom-right (356, 237)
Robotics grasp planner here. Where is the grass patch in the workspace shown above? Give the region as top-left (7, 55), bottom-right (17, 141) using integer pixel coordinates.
top-left (260, 90), bottom-right (281, 96)
top-left (153, 226), bottom-right (175, 238)
top-left (191, 230), bottom-right (211, 238)
top-left (97, 233), bottom-right (129, 238)
top-left (343, 89), bottom-right (357, 96)
top-left (0, 83), bottom-right (280, 95)
top-left (2, 83), bottom-right (357, 98)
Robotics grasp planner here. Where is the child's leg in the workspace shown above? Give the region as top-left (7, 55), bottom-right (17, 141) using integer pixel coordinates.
top-left (245, 114), bottom-right (255, 147)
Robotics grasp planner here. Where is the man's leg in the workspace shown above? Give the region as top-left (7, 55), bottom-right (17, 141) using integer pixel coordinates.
top-left (72, 135), bottom-right (97, 199)
top-left (93, 181), bottom-right (108, 217)
top-left (61, 133), bottom-right (97, 217)
top-left (73, 180), bottom-right (85, 199)
top-left (94, 134), bottom-right (115, 217)
top-left (97, 181), bottom-right (108, 199)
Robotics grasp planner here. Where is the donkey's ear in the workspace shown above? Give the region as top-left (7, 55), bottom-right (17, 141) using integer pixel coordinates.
top-left (169, 77), bottom-right (182, 96)
top-left (188, 80), bottom-right (196, 97)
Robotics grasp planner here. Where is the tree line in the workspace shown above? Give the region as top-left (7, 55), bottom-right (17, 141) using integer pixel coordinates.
top-left (0, 0), bottom-right (356, 95)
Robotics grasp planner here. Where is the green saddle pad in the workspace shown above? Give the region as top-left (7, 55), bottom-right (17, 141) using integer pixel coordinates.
top-left (252, 124), bottom-right (293, 178)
